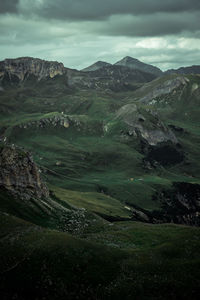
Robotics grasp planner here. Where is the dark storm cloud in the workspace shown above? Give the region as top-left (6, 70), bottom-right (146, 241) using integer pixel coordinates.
top-left (0, 0), bottom-right (200, 70)
top-left (0, 0), bottom-right (19, 13)
top-left (15, 0), bottom-right (200, 37)
top-left (92, 12), bottom-right (200, 37)
top-left (19, 0), bottom-right (200, 20)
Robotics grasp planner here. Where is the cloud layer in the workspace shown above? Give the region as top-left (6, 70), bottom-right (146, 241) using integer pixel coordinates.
top-left (18, 0), bottom-right (200, 20)
top-left (0, 0), bottom-right (199, 70)
top-left (0, 0), bottom-right (19, 13)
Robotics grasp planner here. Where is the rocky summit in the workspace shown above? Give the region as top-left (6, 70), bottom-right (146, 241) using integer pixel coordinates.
top-left (115, 56), bottom-right (163, 77)
top-left (0, 56), bottom-right (200, 300)
top-left (81, 60), bottom-right (112, 72)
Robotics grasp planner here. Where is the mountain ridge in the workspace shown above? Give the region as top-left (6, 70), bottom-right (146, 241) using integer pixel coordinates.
top-left (81, 60), bottom-right (112, 72)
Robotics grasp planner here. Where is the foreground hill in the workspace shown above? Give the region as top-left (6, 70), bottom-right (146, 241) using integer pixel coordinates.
top-left (1, 211), bottom-right (200, 300)
top-left (0, 150), bottom-right (200, 300)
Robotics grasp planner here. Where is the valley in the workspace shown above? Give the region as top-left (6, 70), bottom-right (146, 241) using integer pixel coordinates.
top-left (0, 56), bottom-right (200, 299)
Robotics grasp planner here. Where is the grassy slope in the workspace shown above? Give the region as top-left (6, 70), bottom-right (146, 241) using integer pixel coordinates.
top-left (50, 185), bottom-right (132, 219)
top-left (0, 212), bottom-right (200, 300)
top-left (0, 74), bottom-right (200, 216)
top-left (1, 74), bottom-right (200, 298)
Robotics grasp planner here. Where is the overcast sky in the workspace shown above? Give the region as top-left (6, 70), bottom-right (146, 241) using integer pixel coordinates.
top-left (0, 0), bottom-right (200, 70)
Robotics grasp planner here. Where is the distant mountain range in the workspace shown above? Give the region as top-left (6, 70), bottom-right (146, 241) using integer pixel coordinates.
top-left (0, 56), bottom-right (157, 92)
top-left (165, 65), bottom-right (200, 75)
top-left (1, 56), bottom-right (200, 91)
top-left (82, 56), bottom-right (163, 76)
top-left (82, 56), bottom-right (200, 76)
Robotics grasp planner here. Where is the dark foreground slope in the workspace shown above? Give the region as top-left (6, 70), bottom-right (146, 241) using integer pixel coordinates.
top-left (1, 212), bottom-right (200, 300)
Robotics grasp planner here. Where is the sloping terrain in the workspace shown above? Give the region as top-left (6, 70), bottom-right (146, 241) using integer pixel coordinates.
top-left (1, 212), bottom-right (200, 300)
top-left (0, 58), bottom-right (200, 224)
top-left (0, 56), bottom-right (200, 299)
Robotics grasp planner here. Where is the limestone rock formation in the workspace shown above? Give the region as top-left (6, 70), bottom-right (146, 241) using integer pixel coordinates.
top-left (138, 76), bottom-right (189, 104)
top-left (0, 57), bottom-right (65, 82)
top-left (0, 145), bottom-right (49, 199)
top-left (115, 104), bottom-right (177, 146)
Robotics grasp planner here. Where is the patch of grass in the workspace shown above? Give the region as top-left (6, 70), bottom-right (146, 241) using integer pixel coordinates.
top-left (50, 185), bottom-right (132, 219)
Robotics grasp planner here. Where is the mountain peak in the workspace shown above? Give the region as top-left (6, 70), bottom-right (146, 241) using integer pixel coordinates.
top-left (121, 56), bottom-right (139, 62)
top-left (115, 56), bottom-right (163, 77)
top-left (81, 60), bottom-right (111, 72)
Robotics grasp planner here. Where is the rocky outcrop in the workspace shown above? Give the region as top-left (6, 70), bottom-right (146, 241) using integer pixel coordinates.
top-left (0, 57), bottom-right (65, 82)
top-left (115, 56), bottom-right (163, 77)
top-left (17, 114), bottom-right (72, 130)
top-left (113, 104), bottom-right (184, 167)
top-left (0, 145), bottom-right (49, 200)
top-left (14, 114), bottom-right (96, 133)
top-left (0, 145), bottom-right (98, 232)
top-left (139, 76), bottom-right (189, 104)
top-left (115, 104), bottom-right (177, 146)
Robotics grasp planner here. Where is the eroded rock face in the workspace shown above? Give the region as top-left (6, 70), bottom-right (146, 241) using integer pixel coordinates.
top-left (0, 145), bottom-right (49, 199)
top-left (0, 57), bottom-right (65, 82)
top-left (115, 104), bottom-right (177, 146)
top-left (139, 76), bottom-right (189, 104)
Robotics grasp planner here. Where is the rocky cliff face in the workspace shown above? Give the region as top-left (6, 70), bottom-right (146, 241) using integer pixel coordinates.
top-left (0, 145), bottom-right (93, 232)
top-left (113, 103), bottom-right (185, 167)
top-left (0, 57), bottom-right (65, 82)
top-left (138, 76), bottom-right (189, 104)
top-left (115, 103), bottom-right (177, 146)
top-left (0, 145), bottom-right (49, 200)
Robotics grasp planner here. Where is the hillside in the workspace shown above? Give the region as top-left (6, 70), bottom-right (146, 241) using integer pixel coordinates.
top-left (0, 56), bottom-right (200, 299)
